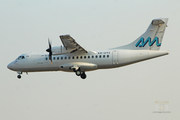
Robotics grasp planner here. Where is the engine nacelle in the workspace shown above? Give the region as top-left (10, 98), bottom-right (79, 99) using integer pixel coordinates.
top-left (51, 46), bottom-right (74, 55)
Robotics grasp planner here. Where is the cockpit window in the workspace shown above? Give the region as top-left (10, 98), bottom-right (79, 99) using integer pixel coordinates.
top-left (17, 56), bottom-right (25, 60)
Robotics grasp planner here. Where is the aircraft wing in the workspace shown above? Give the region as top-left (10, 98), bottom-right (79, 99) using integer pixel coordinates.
top-left (60, 35), bottom-right (88, 53)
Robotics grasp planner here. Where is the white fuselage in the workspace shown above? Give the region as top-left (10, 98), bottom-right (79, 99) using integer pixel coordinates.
top-left (7, 49), bottom-right (168, 73)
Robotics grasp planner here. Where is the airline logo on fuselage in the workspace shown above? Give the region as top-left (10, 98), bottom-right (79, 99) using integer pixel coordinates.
top-left (135, 37), bottom-right (161, 47)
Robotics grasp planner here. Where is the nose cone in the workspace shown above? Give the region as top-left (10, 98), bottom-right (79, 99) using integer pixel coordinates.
top-left (7, 62), bottom-right (14, 70)
top-left (46, 48), bottom-right (50, 52)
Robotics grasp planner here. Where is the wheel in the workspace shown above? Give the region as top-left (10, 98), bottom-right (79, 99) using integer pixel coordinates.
top-left (80, 72), bottom-right (87, 79)
top-left (17, 75), bottom-right (21, 79)
top-left (75, 71), bottom-right (81, 76)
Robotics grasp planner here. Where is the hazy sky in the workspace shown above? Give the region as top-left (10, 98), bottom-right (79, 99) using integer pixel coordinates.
top-left (1, 0), bottom-right (180, 120)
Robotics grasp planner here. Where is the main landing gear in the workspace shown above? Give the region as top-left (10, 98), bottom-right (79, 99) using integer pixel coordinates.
top-left (73, 68), bottom-right (87, 79)
top-left (80, 72), bottom-right (86, 79)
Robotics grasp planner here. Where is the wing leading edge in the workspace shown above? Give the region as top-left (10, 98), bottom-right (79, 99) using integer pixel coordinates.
top-left (60, 35), bottom-right (87, 53)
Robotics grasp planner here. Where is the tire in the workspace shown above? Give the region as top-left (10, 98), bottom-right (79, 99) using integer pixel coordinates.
top-left (80, 73), bottom-right (86, 79)
top-left (75, 71), bottom-right (81, 76)
top-left (17, 75), bottom-right (21, 79)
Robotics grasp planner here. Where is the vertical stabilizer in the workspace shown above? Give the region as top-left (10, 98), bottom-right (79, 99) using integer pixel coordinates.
top-left (112, 18), bottom-right (168, 50)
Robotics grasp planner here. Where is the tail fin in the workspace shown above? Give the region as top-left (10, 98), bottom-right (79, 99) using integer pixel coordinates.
top-left (112, 18), bottom-right (168, 50)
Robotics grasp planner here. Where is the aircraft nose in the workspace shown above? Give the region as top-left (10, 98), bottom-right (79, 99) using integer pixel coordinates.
top-left (7, 62), bottom-right (13, 70)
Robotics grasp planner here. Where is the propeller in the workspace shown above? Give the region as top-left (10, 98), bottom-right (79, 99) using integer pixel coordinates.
top-left (46, 38), bottom-right (52, 63)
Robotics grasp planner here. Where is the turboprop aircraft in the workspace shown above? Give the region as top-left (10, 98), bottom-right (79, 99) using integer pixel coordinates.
top-left (7, 18), bottom-right (169, 79)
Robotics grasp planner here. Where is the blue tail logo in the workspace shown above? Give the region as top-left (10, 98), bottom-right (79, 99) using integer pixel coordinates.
top-left (135, 37), bottom-right (161, 47)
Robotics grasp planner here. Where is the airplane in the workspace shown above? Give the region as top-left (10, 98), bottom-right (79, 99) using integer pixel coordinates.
top-left (7, 18), bottom-right (169, 79)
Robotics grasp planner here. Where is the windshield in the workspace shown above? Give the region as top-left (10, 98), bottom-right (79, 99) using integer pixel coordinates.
top-left (17, 56), bottom-right (25, 60)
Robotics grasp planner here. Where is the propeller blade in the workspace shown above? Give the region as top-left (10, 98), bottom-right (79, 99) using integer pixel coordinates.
top-left (48, 38), bottom-right (51, 49)
top-left (49, 52), bottom-right (52, 63)
top-left (46, 38), bottom-right (53, 63)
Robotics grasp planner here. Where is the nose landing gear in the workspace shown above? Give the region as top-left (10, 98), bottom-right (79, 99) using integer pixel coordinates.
top-left (17, 71), bottom-right (22, 79)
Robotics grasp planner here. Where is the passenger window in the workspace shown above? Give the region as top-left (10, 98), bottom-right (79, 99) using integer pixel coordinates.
top-left (57, 57), bottom-right (59, 60)
top-left (76, 56), bottom-right (79, 59)
top-left (88, 56), bottom-right (90, 58)
top-left (45, 57), bottom-right (48, 60)
top-left (103, 55), bottom-right (105, 58)
top-left (22, 56), bottom-right (25, 59)
top-left (92, 56), bottom-right (94, 58)
top-left (72, 56), bottom-right (74, 59)
top-left (61, 57), bottom-right (63, 60)
top-left (96, 55), bottom-right (98, 58)
top-left (53, 57), bottom-right (55, 60)
top-left (65, 57), bottom-right (67, 59)
top-left (107, 55), bottom-right (109, 58)
top-left (99, 55), bottom-right (101, 58)
top-left (80, 56), bottom-right (82, 59)
top-left (84, 56), bottom-right (86, 59)
top-left (68, 56), bottom-right (71, 59)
